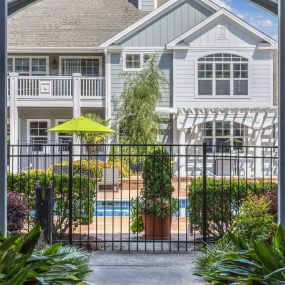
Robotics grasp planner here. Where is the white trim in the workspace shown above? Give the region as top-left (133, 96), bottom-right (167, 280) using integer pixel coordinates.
top-left (122, 47), bottom-right (167, 52)
top-left (8, 56), bottom-right (49, 76)
top-left (106, 52), bottom-right (112, 120)
top-left (270, 51), bottom-right (274, 108)
top-left (8, 47), bottom-right (104, 53)
top-left (59, 56), bottom-right (103, 76)
top-left (99, 0), bottom-right (219, 48)
top-left (122, 52), bottom-right (144, 72)
top-left (173, 50), bottom-right (177, 108)
top-left (138, 0), bottom-right (142, 10)
top-left (166, 9), bottom-right (277, 48)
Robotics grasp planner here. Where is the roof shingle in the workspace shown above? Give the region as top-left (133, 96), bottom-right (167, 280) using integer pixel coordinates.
top-left (8, 0), bottom-right (170, 48)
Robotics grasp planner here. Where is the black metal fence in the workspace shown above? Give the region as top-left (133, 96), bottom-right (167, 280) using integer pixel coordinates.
top-left (8, 143), bottom-right (278, 252)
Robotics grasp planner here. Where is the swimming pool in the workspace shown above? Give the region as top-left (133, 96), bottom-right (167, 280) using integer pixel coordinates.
top-left (94, 199), bottom-right (188, 217)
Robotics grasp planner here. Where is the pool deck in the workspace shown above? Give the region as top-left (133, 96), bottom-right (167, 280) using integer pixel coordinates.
top-left (85, 252), bottom-right (205, 285)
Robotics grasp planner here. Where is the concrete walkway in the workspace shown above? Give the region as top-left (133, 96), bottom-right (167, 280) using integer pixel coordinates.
top-left (85, 252), bottom-right (205, 285)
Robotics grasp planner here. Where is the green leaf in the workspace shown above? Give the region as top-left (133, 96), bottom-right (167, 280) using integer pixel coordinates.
top-left (42, 243), bottom-right (61, 256)
top-left (227, 231), bottom-right (248, 251)
top-left (253, 240), bottom-right (281, 271)
top-left (274, 225), bottom-right (285, 255)
top-left (19, 224), bottom-right (41, 255)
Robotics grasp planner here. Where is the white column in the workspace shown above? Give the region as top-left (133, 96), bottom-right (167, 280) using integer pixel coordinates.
top-left (174, 129), bottom-right (187, 177)
top-left (73, 73), bottom-right (81, 118)
top-left (9, 72), bottom-right (19, 173)
top-left (72, 73), bottom-right (81, 157)
top-left (179, 130), bottom-right (187, 177)
top-left (254, 129), bottom-right (263, 178)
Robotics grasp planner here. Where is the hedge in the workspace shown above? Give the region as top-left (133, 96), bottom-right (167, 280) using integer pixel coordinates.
top-left (48, 159), bottom-right (130, 178)
top-left (7, 170), bottom-right (96, 236)
top-left (188, 178), bottom-right (277, 239)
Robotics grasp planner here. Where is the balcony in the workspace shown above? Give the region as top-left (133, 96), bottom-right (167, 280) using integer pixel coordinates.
top-left (7, 73), bottom-right (105, 108)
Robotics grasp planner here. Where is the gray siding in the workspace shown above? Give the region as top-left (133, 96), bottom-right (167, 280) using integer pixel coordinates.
top-left (110, 52), bottom-right (173, 123)
top-left (119, 0), bottom-right (213, 47)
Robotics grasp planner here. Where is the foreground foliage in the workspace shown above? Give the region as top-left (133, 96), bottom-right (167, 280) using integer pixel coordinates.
top-left (196, 225), bottom-right (285, 285)
top-left (0, 224), bottom-right (92, 284)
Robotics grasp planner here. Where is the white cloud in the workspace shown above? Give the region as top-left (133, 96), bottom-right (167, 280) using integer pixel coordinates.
top-left (259, 19), bottom-right (273, 27)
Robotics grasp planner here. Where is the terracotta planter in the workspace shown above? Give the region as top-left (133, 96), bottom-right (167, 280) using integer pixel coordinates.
top-left (142, 213), bottom-right (172, 240)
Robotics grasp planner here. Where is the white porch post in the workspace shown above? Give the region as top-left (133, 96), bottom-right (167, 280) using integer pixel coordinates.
top-left (176, 129), bottom-right (187, 177)
top-left (72, 73), bottom-right (81, 156)
top-left (254, 129), bottom-right (263, 178)
top-left (9, 72), bottom-right (19, 173)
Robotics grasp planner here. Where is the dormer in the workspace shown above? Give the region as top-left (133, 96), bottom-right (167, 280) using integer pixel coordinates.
top-left (138, 0), bottom-right (157, 11)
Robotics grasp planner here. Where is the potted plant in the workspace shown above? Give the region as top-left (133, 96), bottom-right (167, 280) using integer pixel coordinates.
top-left (138, 147), bottom-right (177, 240)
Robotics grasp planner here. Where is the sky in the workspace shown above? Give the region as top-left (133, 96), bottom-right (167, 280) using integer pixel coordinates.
top-left (212, 0), bottom-right (278, 40)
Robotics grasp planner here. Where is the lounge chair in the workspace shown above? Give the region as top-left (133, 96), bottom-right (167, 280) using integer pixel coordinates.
top-left (97, 168), bottom-right (121, 192)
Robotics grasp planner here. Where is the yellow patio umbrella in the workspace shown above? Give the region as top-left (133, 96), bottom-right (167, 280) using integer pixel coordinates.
top-left (48, 115), bottom-right (116, 135)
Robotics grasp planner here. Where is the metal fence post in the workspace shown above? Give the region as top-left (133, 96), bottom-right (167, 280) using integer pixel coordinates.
top-left (202, 143), bottom-right (208, 244)
top-left (68, 142), bottom-right (73, 245)
top-left (35, 181), bottom-right (53, 244)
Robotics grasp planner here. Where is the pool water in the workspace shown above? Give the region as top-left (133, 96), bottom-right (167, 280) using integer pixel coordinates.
top-left (94, 199), bottom-right (188, 217)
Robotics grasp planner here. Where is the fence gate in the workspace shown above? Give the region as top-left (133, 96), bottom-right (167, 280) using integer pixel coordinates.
top-left (9, 143), bottom-right (278, 252)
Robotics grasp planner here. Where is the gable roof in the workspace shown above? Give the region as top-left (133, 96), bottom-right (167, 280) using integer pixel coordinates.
top-left (8, 0), bottom-right (169, 49)
top-left (99, 0), bottom-right (220, 47)
top-left (166, 8), bottom-right (277, 48)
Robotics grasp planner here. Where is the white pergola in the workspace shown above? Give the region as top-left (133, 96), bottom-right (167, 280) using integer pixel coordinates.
top-left (0, 0), bottom-right (283, 234)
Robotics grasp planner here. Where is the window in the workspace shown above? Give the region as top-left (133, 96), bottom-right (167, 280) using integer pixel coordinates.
top-left (198, 53), bottom-right (248, 96)
top-left (124, 53), bottom-right (142, 71)
top-left (8, 57), bottom-right (48, 76)
top-left (61, 58), bottom-right (101, 76)
top-left (202, 121), bottom-right (247, 153)
top-left (29, 121), bottom-right (49, 152)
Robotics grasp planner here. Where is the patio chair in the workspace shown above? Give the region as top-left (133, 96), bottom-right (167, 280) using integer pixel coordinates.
top-left (97, 168), bottom-right (121, 192)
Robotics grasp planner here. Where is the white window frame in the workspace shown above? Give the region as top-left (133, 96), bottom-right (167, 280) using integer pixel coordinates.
top-left (27, 119), bottom-right (50, 153)
top-left (202, 121), bottom-right (248, 153)
top-left (59, 56), bottom-right (103, 77)
top-left (195, 53), bottom-right (250, 98)
top-left (8, 56), bottom-right (49, 76)
top-left (123, 52), bottom-right (143, 72)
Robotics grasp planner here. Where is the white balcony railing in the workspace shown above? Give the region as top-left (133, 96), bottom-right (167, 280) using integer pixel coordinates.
top-left (8, 74), bottom-right (105, 99)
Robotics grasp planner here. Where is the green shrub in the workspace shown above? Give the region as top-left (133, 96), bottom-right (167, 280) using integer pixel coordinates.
top-left (0, 224), bottom-right (93, 284)
top-left (7, 170), bottom-right (96, 236)
top-left (140, 147), bottom-right (177, 217)
top-left (231, 195), bottom-right (277, 243)
top-left (188, 178), bottom-right (277, 238)
top-left (130, 148), bottom-right (178, 233)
